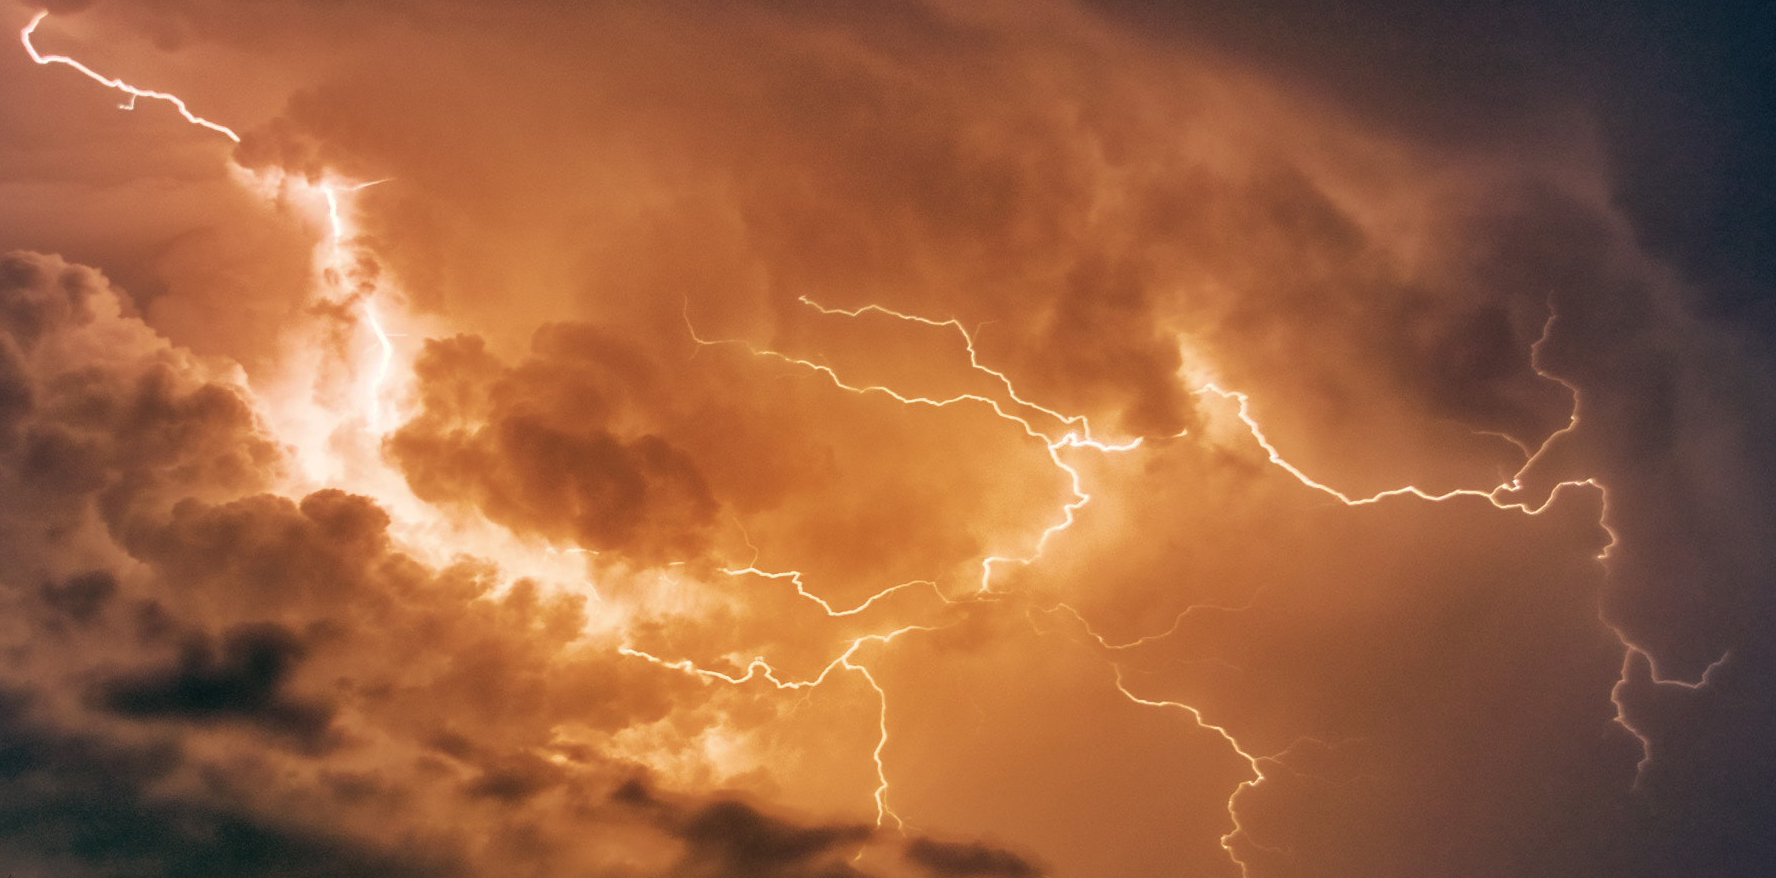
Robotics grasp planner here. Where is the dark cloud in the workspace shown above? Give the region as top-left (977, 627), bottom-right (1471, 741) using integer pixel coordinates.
top-left (92, 622), bottom-right (335, 750)
top-left (675, 799), bottom-right (871, 878)
top-left (0, 687), bottom-right (458, 878)
top-left (35, 570), bottom-right (118, 626)
top-left (1082, 0), bottom-right (1776, 333)
top-left (903, 838), bottom-right (1041, 878)
top-left (389, 332), bottom-right (720, 564)
top-left (460, 751), bottom-right (564, 803)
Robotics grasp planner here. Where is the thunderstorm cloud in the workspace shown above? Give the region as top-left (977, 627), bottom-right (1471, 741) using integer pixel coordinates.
top-left (0, 1), bottom-right (1771, 876)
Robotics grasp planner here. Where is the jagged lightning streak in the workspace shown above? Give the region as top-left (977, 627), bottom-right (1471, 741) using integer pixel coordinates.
top-left (1194, 312), bottom-right (1598, 517)
top-left (795, 297), bottom-right (1121, 446)
top-left (20, 14), bottom-right (928, 835)
top-left (20, 11), bottom-right (240, 142)
top-left (621, 624), bottom-right (941, 828)
top-left (689, 297), bottom-right (1319, 868)
top-left (687, 298), bottom-right (1143, 596)
top-left (722, 567), bottom-right (950, 617)
top-left (1195, 312), bottom-right (1725, 790)
top-left (1196, 382), bottom-right (1605, 516)
top-left (1112, 667), bottom-right (1335, 877)
top-left (319, 179), bottom-right (399, 430)
top-left (27, 11), bottom-right (1731, 871)
top-left (1611, 645), bottom-right (1732, 786)
top-left (683, 294), bottom-right (1189, 834)
top-left (791, 297), bottom-right (1151, 592)
top-left (20, 9), bottom-right (925, 850)
top-left (23, 10), bottom-right (395, 433)
top-left (1043, 593), bottom-right (1264, 653)
top-left (710, 296), bottom-right (1726, 876)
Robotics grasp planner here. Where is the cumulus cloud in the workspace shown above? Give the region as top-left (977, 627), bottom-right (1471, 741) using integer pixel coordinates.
top-left (90, 621), bottom-right (336, 751)
top-left (0, 249), bottom-right (1049, 876)
top-left (389, 331), bottom-right (720, 566)
top-left (1, 0), bottom-right (1772, 876)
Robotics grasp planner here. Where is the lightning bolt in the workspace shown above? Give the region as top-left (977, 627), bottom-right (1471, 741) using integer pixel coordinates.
top-left (721, 567), bottom-right (950, 617)
top-left (698, 295), bottom-right (1728, 876)
top-left (20, 11), bottom-right (240, 142)
top-left (1192, 313), bottom-right (1725, 794)
top-left (1194, 312), bottom-right (1599, 518)
top-left (1112, 666), bottom-right (1342, 877)
top-left (1042, 593), bottom-right (1265, 653)
top-left (319, 179), bottom-right (399, 431)
top-left (620, 623), bottom-right (941, 829)
top-left (23, 10), bottom-right (397, 435)
top-left (18, 15), bottom-right (934, 837)
top-left (686, 298), bottom-right (1146, 597)
top-left (687, 296), bottom-right (1305, 872)
top-left (1200, 380), bottom-right (1604, 515)
top-left (23, 11), bottom-right (1732, 875)
top-left (1610, 643), bottom-right (1731, 786)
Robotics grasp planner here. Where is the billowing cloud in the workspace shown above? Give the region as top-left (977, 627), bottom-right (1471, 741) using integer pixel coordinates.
top-left (1, 0), bottom-right (1772, 876)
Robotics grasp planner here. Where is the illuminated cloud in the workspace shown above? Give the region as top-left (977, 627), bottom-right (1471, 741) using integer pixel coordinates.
top-left (1, 1), bottom-right (1772, 876)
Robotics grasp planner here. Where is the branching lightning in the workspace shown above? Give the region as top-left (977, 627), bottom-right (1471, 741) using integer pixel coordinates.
top-left (21, 10), bottom-right (1733, 876)
top-left (620, 623), bottom-right (941, 828)
top-left (24, 10), bottom-right (397, 438)
top-left (1611, 644), bottom-right (1732, 786)
top-left (1111, 666), bottom-right (1341, 875)
top-left (691, 294), bottom-right (1725, 875)
top-left (721, 566), bottom-right (950, 618)
top-left (1195, 313), bottom-right (1598, 517)
top-left (686, 299), bottom-right (1145, 595)
top-left (319, 179), bottom-right (399, 431)
top-left (1043, 593), bottom-right (1266, 653)
top-left (1199, 380), bottom-right (1606, 515)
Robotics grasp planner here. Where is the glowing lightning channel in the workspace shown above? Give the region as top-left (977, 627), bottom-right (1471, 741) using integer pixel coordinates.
top-left (319, 179), bottom-right (398, 431)
top-left (689, 296), bottom-right (1326, 873)
top-left (1194, 311), bottom-right (1600, 518)
top-left (728, 296), bottom-right (1727, 875)
top-left (363, 301), bottom-right (397, 430)
top-left (621, 624), bottom-right (940, 829)
top-left (1044, 593), bottom-right (1265, 652)
top-left (20, 12), bottom-right (241, 142)
top-left (19, 14), bottom-right (932, 843)
top-left (21, 12), bottom-right (398, 436)
top-left (1112, 666), bottom-right (1329, 877)
top-left (795, 296), bottom-right (1121, 446)
top-left (1198, 381), bottom-right (1604, 516)
top-left (1195, 310), bottom-right (1725, 791)
top-left (1610, 644), bottom-right (1731, 786)
top-left (28, 11), bottom-right (1732, 869)
top-left (686, 299), bottom-right (1144, 596)
top-left (722, 567), bottom-right (950, 617)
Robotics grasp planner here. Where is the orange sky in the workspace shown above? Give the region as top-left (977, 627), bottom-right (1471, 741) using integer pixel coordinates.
top-left (2, 2), bottom-right (1773, 877)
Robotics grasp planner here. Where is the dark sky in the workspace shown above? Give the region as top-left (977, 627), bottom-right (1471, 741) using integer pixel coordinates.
top-left (1089, 0), bottom-right (1776, 332)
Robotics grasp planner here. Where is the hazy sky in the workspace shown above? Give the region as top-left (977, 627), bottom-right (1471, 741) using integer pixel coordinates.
top-left (2, 1), bottom-right (1772, 876)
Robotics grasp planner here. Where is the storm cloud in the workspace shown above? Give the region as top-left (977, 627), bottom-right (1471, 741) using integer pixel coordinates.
top-left (1, 0), bottom-right (1771, 876)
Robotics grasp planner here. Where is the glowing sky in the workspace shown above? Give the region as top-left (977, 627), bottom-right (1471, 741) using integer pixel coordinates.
top-left (2, 2), bottom-right (1773, 876)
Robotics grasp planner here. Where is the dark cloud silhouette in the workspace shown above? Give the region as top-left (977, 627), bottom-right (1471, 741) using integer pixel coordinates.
top-left (93, 622), bottom-right (335, 749)
top-left (35, 570), bottom-right (118, 626)
top-left (0, 687), bottom-right (459, 878)
top-left (675, 799), bottom-right (871, 878)
top-left (904, 838), bottom-right (1041, 878)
